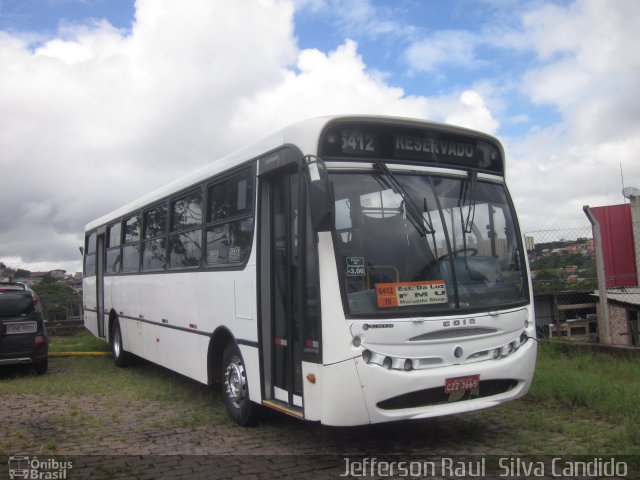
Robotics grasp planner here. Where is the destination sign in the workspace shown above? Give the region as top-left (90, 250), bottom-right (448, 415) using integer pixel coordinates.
top-left (320, 122), bottom-right (504, 175)
top-left (394, 135), bottom-right (475, 159)
top-left (341, 130), bottom-right (379, 155)
top-left (393, 133), bottom-right (501, 172)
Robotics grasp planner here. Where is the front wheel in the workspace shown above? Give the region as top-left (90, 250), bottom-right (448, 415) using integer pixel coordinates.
top-left (221, 343), bottom-right (258, 426)
top-left (111, 319), bottom-right (130, 368)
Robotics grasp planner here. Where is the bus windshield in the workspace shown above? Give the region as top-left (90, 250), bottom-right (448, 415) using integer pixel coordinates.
top-left (330, 170), bottom-right (527, 316)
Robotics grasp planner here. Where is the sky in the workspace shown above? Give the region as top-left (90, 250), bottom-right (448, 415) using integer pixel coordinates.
top-left (0, 0), bottom-right (639, 271)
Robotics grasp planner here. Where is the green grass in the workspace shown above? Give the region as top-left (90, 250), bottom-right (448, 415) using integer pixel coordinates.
top-left (528, 340), bottom-right (640, 451)
top-left (530, 341), bottom-right (640, 420)
top-left (48, 329), bottom-right (111, 353)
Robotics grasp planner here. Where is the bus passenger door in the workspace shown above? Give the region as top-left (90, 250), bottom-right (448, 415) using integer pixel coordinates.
top-left (95, 233), bottom-right (106, 338)
top-left (260, 170), bottom-right (304, 413)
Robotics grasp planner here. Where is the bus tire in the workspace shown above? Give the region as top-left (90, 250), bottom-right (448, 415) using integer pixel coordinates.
top-left (111, 319), bottom-right (130, 368)
top-left (221, 343), bottom-right (257, 426)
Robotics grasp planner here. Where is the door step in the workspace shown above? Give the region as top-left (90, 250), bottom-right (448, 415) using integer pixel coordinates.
top-left (262, 399), bottom-right (304, 419)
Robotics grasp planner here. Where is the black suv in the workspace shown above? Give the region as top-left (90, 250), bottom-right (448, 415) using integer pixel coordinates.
top-left (0, 282), bottom-right (48, 374)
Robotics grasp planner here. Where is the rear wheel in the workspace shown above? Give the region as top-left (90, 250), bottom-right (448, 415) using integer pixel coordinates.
top-left (221, 343), bottom-right (258, 426)
top-left (111, 319), bottom-right (130, 368)
top-left (33, 358), bottom-right (48, 375)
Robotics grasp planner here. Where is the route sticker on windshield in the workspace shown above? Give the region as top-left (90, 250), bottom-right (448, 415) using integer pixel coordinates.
top-left (375, 280), bottom-right (448, 308)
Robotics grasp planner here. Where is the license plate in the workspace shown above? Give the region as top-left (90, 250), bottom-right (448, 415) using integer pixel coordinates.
top-left (5, 322), bottom-right (37, 334)
top-left (445, 374), bottom-right (480, 394)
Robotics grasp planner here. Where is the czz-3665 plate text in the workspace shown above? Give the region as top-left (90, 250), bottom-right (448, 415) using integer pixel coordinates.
top-left (445, 374), bottom-right (480, 394)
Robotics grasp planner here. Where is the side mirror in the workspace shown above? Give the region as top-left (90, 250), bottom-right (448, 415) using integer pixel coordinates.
top-left (79, 246), bottom-right (84, 256)
top-left (304, 159), bottom-right (332, 231)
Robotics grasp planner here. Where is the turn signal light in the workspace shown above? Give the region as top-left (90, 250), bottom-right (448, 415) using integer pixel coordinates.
top-left (306, 373), bottom-right (316, 384)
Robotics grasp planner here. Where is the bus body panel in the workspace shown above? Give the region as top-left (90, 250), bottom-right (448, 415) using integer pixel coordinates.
top-left (154, 325), bottom-right (209, 383)
top-left (348, 308), bottom-right (530, 361)
top-left (316, 232), bottom-right (355, 365)
top-left (319, 358), bottom-right (371, 426)
top-left (301, 361), bottom-right (322, 421)
top-left (240, 344), bottom-right (262, 403)
top-left (112, 275), bottom-right (139, 329)
top-left (353, 339), bottom-right (536, 424)
top-left (195, 266), bottom-right (259, 345)
top-left (103, 275), bottom-right (114, 329)
top-left (83, 276), bottom-right (99, 337)
top-left (101, 264), bottom-right (259, 385)
top-left (138, 272), bottom-right (200, 331)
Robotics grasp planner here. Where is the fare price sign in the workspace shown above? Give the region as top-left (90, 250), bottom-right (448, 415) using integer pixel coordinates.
top-left (346, 257), bottom-right (365, 277)
top-left (375, 280), bottom-right (448, 308)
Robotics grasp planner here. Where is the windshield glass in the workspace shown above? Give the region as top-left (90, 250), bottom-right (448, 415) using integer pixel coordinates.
top-left (330, 171), bottom-right (527, 316)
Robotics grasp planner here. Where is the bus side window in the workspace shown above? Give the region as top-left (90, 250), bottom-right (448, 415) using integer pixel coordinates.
top-left (122, 214), bottom-right (141, 272)
top-left (106, 222), bottom-right (122, 274)
top-left (142, 204), bottom-right (167, 271)
top-left (84, 232), bottom-right (97, 277)
top-left (169, 189), bottom-right (203, 268)
top-left (205, 170), bottom-right (255, 267)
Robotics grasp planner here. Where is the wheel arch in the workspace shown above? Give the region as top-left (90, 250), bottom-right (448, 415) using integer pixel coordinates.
top-left (107, 309), bottom-right (119, 344)
top-left (207, 326), bottom-right (236, 385)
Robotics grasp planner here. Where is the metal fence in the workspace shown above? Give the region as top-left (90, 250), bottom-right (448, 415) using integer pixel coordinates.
top-left (0, 262), bottom-right (84, 330)
top-left (524, 226), bottom-right (598, 337)
top-left (526, 221), bottom-right (640, 345)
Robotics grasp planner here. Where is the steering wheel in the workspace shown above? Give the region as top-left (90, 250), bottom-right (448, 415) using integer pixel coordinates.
top-left (437, 247), bottom-right (478, 262)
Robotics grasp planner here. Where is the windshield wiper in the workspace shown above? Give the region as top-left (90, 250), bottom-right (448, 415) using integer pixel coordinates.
top-left (374, 162), bottom-right (434, 236)
top-left (458, 170), bottom-right (478, 233)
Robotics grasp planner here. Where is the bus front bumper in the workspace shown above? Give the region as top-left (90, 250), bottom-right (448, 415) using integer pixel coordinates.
top-left (313, 340), bottom-right (537, 426)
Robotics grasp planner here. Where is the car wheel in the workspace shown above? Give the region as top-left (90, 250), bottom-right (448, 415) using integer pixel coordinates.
top-left (111, 319), bottom-right (130, 368)
top-left (221, 343), bottom-right (258, 426)
top-left (33, 358), bottom-right (48, 375)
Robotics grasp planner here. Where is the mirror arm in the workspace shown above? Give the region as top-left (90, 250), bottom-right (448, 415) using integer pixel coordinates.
top-left (301, 155), bottom-right (332, 231)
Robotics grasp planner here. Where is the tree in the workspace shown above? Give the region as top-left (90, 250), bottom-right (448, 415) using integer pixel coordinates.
top-left (32, 284), bottom-right (80, 321)
top-left (40, 274), bottom-right (57, 285)
top-left (15, 269), bottom-right (31, 279)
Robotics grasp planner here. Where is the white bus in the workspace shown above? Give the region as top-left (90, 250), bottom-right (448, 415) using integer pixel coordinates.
top-left (83, 115), bottom-right (536, 426)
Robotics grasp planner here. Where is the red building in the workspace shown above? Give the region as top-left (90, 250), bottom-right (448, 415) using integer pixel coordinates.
top-left (589, 203), bottom-right (637, 288)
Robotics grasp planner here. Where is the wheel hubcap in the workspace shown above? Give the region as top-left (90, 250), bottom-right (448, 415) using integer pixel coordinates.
top-left (113, 328), bottom-right (121, 358)
top-left (224, 356), bottom-right (247, 408)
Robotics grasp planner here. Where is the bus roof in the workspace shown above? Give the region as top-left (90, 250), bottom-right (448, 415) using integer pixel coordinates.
top-left (84, 115), bottom-right (502, 232)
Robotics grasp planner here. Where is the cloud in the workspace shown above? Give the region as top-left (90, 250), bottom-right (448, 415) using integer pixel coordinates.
top-left (0, 0), bottom-right (300, 267)
top-left (0, 0), bottom-right (523, 269)
top-left (400, 0), bottom-right (640, 233)
top-left (506, 0), bottom-right (640, 231)
top-left (429, 90), bottom-right (500, 135)
top-left (232, 40), bottom-right (430, 132)
top-left (295, 0), bottom-right (414, 40)
top-left (405, 30), bottom-right (479, 72)
top-left (521, 0), bottom-right (640, 141)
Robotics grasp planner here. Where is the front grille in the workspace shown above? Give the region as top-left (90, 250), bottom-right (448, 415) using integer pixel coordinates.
top-left (376, 379), bottom-right (518, 410)
top-left (409, 327), bottom-right (497, 341)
